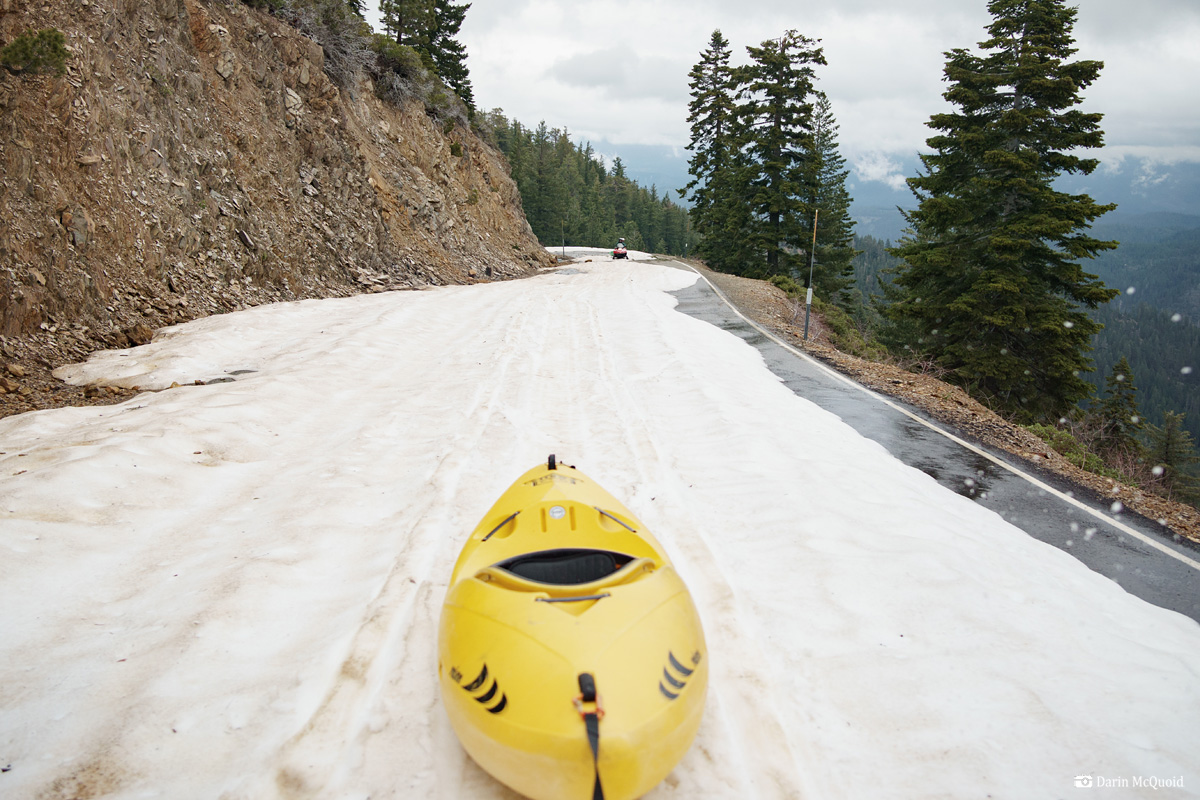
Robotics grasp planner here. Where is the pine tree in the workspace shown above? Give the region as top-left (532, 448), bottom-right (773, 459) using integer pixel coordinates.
top-left (1093, 356), bottom-right (1142, 453)
top-left (682, 30), bottom-right (737, 264)
top-left (380, 0), bottom-right (434, 48)
top-left (804, 94), bottom-right (857, 303)
top-left (732, 30), bottom-right (826, 277)
top-left (428, 0), bottom-right (473, 109)
top-left (1144, 411), bottom-right (1200, 503)
top-left (0, 28), bottom-right (69, 76)
top-left (887, 0), bottom-right (1118, 422)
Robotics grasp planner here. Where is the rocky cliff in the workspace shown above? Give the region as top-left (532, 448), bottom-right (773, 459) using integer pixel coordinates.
top-left (0, 0), bottom-right (553, 415)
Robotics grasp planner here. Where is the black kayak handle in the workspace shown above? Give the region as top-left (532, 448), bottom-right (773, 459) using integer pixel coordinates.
top-left (481, 511), bottom-right (519, 542)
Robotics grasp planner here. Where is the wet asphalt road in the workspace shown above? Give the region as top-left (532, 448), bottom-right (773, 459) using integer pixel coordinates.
top-left (662, 264), bottom-right (1200, 625)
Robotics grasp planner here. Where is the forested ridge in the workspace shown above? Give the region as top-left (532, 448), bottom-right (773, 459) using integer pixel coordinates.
top-left (477, 113), bottom-right (697, 256)
top-left (1089, 215), bottom-right (1200, 320)
top-left (1089, 304), bottom-right (1199, 436)
top-left (850, 232), bottom-right (1200, 446)
top-left (1078, 215), bottom-right (1199, 444)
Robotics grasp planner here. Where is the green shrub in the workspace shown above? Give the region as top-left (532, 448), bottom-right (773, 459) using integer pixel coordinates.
top-left (449, 142), bottom-right (463, 157)
top-left (769, 274), bottom-right (803, 296)
top-left (1, 28), bottom-right (70, 76)
top-left (149, 67), bottom-right (173, 97)
top-left (768, 275), bottom-right (886, 359)
top-left (372, 36), bottom-right (425, 80)
top-left (1026, 423), bottom-right (1121, 478)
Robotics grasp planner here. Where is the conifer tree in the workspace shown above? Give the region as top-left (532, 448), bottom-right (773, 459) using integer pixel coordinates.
top-left (380, 0), bottom-right (434, 48)
top-left (681, 30), bottom-right (738, 264)
top-left (1145, 411), bottom-right (1200, 503)
top-left (428, 0), bottom-right (473, 109)
top-left (804, 93), bottom-right (857, 303)
top-left (1094, 356), bottom-right (1142, 453)
top-left (732, 30), bottom-right (826, 277)
top-left (0, 28), bottom-right (69, 76)
top-left (887, 0), bottom-right (1118, 422)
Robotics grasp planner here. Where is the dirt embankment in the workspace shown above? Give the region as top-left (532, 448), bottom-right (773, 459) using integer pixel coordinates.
top-left (683, 260), bottom-right (1200, 545)
top-left (0, 0), bottom-right (553, 417)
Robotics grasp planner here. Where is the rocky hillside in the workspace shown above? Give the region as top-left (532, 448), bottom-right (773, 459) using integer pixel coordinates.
top-left (0, 0), bottom-right (553, 414)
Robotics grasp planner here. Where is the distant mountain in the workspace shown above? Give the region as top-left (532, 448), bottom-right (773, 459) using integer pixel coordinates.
top-left (849, 155), bottom-right (1200, 244)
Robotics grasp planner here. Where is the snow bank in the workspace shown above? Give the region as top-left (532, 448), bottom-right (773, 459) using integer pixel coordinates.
top-left (3, 261), bottom-right (1198, 799)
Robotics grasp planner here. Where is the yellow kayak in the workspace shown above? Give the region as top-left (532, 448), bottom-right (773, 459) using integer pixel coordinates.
top-left (438, 456), bottom-right (707, 800)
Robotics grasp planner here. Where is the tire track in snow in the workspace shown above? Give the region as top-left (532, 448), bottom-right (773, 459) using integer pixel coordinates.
top-left (262, 292), bottom-right (546, 798)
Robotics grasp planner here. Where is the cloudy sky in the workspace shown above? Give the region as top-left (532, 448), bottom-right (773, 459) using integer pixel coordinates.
top-left (368, 1), bottom-right (1200, 194)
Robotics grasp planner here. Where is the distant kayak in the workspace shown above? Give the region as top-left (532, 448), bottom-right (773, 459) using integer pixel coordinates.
top-left (438, 455), bottom-right (708, 800)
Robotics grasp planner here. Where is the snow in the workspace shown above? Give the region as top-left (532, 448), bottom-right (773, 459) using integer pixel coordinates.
top-left (547, 245), bottom-right (655, 262)
top-left (3, 260), bottom-right (1199, 799)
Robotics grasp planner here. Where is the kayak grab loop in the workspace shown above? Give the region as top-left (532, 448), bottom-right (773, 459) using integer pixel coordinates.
top-left (536, 593), bottom-right (611, 603)
top-left (594, 507), bottom-right (637, 533)
top-left (575, 672), bottom-right (605, 800)
top-left (482, 511), bottom-right (520, 542)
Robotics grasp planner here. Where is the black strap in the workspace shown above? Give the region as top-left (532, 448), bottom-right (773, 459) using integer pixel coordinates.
top-left (578, 673), bottom-right (603, 800)
top-left (585, 712), bottom-right (602, 800)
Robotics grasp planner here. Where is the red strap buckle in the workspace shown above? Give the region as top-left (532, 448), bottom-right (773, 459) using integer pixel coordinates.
top-left (573, 693), bottom-right (605, 719)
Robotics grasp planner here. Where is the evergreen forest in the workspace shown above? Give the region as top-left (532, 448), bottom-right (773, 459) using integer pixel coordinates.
top-left (477, 113), bottom-right (698, 257)
top-left (680, 30), bottom-right (857, 298)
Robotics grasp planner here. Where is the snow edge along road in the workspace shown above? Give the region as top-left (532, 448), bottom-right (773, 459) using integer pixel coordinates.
top-left (674, 260), bottom-right (1200, 575)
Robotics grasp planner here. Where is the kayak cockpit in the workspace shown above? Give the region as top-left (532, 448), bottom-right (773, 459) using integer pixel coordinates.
top-left (499, 548), bottom-right (634, 585)
top-left (474, 549), bottom-right (657, 603)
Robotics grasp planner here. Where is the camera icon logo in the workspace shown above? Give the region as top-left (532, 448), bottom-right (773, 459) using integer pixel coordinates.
top-left (1075, 776), bottom-right (1095, 788)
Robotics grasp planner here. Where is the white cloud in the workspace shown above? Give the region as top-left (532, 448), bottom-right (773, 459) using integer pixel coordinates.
top-left (550, 49), bottom-right (686, 103)
top-left (1131, 163), bottom-right (1172, 196)
top-left (1098, 145), bottom-right (1200, 173)
top-left (853, 152), bottom-right (909, 191)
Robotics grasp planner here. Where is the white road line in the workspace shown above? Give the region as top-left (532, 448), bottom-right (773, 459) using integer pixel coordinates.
top-left (677, 262), bottom-right (1200, 573)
